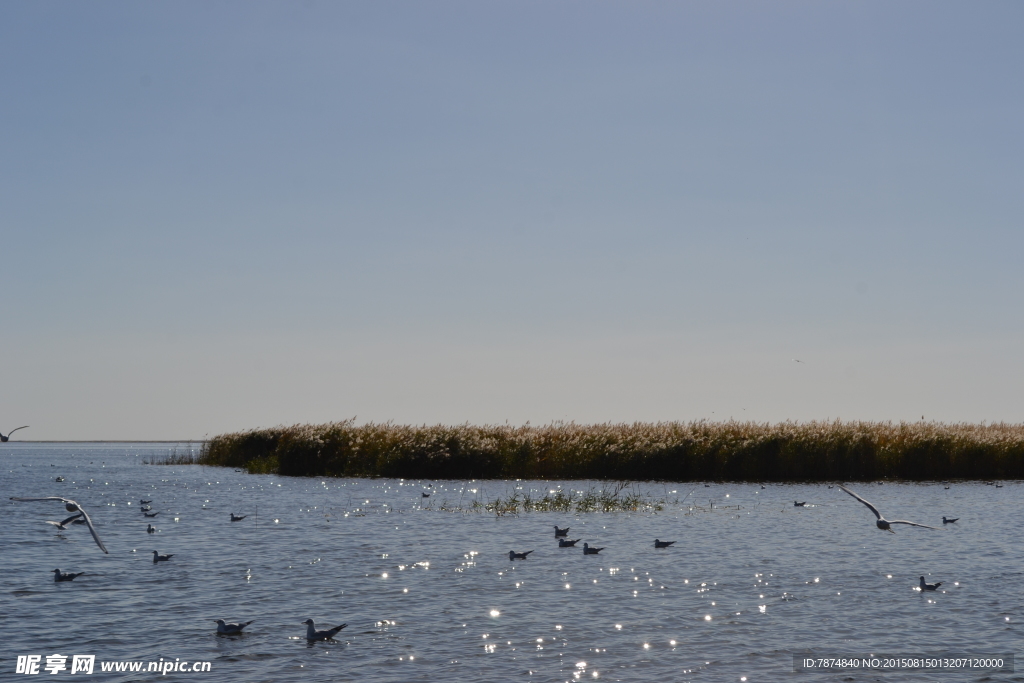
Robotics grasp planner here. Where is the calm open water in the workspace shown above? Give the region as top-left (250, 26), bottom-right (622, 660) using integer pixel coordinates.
top-left (2, 444), bottom-right (1021, 682)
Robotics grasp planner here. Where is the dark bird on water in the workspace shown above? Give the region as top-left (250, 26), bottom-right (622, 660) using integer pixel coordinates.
top-left (794, 501), bottom-right (807, 507)
top-left (837, 485), bottom-right (940, 532)
top-left (509, 550), bottom-right (533, 560)
top-left (53, 569), bottom-right (84, 582)
top-left (11, 496), bottom-right (108, 553)
top-left (558, 538), bottom-right (580, 547)
top-left (140, 499), bottom-right (152, 505)
top-left (421, 492), bottom-right (430, 498)
top-left (215, 619), bottom-right (254, 634)
top-left (583, 543), bottom-right (604, 555)
top-left (230, 513), bottom-right (246, 522)
top-left (147, 524), bottom-right (156, 533)
top-left (152, 551), bottom-right (174, 563)
top-left (919, 576), bottom-right (942, 591)
top-left (654, 539), bottom-right (675, 548)
top-left (303, 619), bottom-right (346, 641)
top-left (1, 426), bottom-right (29, 442)
top-left (553, 525), bottom-right (570, 536)
top-left (144, 511), bottom-right (159, 518)
top-left (942, 516), bottom-right (958, 524)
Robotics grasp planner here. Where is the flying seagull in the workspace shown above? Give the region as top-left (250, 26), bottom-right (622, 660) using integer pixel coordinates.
top-left (509, 550), bottom-right (533, 560)
top-left (553, 525), bottom-right (570, 537)
top-left (303, 619), bottom-right (347, 641)
top-left (152, 550), bottom-right (174, 563)
top-left (53, 569), bottom-right (84, 582)
top-left (215, 619), bottom-right (254, 634)
top-left (1, 426), bottom-right (29, 442)
top-left (46, 512), bottom-right (85, 531)
top-left (230, 513), bottom-right (246, 522)
top-left (11, 497), bottom-right (108, 553)
top-left (919, 576), bottom-right (942, 591)
top-left (583, 543), bottom-right (603, 555)
top-left (558, 538), bottom-right (580, 547)
top-left (654, 539), bottom-right (675, 548)
top-left (837, 485), bottom-right (940, 532)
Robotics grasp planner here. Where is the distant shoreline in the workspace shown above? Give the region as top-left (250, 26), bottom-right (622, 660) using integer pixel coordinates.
top-left (3, 440), bottom-right (207, 444)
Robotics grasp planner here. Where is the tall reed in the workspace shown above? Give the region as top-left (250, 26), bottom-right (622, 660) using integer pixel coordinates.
top-left (199, 419), bottom-right (1024, 481)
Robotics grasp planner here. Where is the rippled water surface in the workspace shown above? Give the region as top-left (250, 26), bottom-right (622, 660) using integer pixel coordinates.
top-left (3, 444), bottom-right (1021, 682)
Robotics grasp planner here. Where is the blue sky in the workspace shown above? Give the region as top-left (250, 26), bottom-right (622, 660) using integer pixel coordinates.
top-left (2, 1), bottom-right (1022, 439)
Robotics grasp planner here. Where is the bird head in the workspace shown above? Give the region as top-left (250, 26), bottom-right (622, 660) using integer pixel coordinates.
top-left (302, 619), bottom-right (314, 625)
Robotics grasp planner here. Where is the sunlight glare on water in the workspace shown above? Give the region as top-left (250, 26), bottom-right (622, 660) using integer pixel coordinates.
top-left (2, 444), bottom-right (1021, 682)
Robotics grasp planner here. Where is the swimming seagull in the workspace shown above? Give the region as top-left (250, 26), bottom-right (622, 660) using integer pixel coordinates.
top-left (46, 512), bottom-right (84, 531)
top-left (144, 511), bottom-right (159, 518)
top-left (147, 524), bottom-right (156, 533)
top-left (553, 525), bottom-right (569, 536)
top-left (214, 619), bottom-right (254, 634)
top-left (152, 550), bottom-right (174, 563)
top-left (942, 516), bottom-right (958, 524)
top-left (230, 513), bottom-right (246, 522)
top-left (0, 426), bottom-right (29, 442)
top-left (140, 506), bottom-right (152, 512)
top-left (303, 619), bottom-right (347, 641)
top-left (919, 576), bottom-right (942, 591)
top-left (53, 569), bottom-right (84, 582)
top-left (509, 550), bottom-right (533, 560)
top-left (140, 499), bottom-right (152, 505)
top-left (11, 496), bottom-right (108, 553)
top-left (654, 539), bottom-right (675, 548)
top-left (794, 501), bottom-right (807, 507)
top-left (558, 538), bottom-right (581, 547)
top-left (582, 543), bottom-right (603, 555)
top-left (837, 485), bottom-right (940, 532)
top-left (421, 492), bottom-right (430, 498)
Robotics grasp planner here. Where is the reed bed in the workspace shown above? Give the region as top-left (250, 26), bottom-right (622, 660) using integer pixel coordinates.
top-left (198, 419), bottom-right (1024, 481)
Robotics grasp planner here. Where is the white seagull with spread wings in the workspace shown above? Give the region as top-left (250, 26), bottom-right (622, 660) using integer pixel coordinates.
top-left (837, 485), bottom-right (940, 532)
top-left (11, 496), bottom-right (108, 553)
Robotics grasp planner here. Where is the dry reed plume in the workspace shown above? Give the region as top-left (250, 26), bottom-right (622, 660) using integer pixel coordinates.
top-left (197, 420), bottom-right (1024, 481)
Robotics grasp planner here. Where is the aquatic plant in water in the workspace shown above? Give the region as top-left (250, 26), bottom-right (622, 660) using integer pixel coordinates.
top-left (197, 419), bottom-right (1024, 481)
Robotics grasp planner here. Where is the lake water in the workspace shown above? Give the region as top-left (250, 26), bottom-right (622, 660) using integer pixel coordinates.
top-left (2, 443), bottom-right (1021, 682)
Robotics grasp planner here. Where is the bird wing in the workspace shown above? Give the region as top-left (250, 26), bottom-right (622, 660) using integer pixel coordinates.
top-left (837, 485), bottom-right (882, 520)
top-left (890, 520), bottom-right (941, 530)
top-left (60, 512), bottom-right (84, 526)
top-left (11, 496), bottom-right (74, 503)
top-left (72, 503), bottom-right (108, 553)
top-left (45, 521), bottom-right (64, 528)
top-left (9, 426), bottom-right (29, 435)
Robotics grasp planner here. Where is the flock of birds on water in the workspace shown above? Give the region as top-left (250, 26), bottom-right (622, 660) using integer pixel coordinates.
top-left (10, 477), bottom-right (971, 642)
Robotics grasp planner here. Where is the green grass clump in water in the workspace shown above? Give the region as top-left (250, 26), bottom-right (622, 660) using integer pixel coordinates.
top-left (199, 419), bottom-right (1024, 481)
top-left (475, 483), bottom-right (665, 516)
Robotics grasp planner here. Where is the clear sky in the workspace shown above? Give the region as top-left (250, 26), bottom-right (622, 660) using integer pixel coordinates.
top-left (2, 1), bottom-right (1022, 440)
